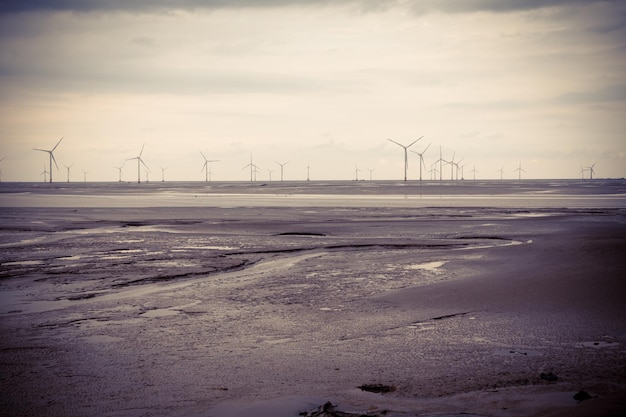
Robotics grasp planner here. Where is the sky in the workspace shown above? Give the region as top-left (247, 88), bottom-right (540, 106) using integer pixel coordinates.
top-left (0, 0), bottom-right (624, 182)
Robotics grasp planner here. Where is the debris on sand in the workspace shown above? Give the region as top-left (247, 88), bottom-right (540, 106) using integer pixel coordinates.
top-left (358, 384), bottom-right (397, 394)
top-left (540, 372), bottom-right (559, 382)
top-left (300, 401), bottom-right (388, 417)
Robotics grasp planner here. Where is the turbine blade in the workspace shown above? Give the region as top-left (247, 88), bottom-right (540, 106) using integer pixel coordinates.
top-left (140, 158), bottom-right (149, 170)
top-left (51, 137), bottom-right (63, 152)
top-left (139, 143), bottom-right (145, 158)
top-left (200, 150), bottom-right (207, 161)
top-left (408, 136), bottom-right (423, 148)
top-left (423, 143), bottom-right (431, 153)
top-left (387, 139), bottom-right (404, 147)
top-left (51, 153), bottom-right (59, 170)
top-left (33, 148), bottom-right (47, 152)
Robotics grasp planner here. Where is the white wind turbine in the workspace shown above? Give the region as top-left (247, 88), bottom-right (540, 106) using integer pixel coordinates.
top-left (275, 161), bottom-right (289, 181)
top-left (0, 157), bottom-right (5, 182)
top-left (443, 151), bottom-right (457, 180)
top-left (200, 151), bottom-right (219, 182)
top-left (514, 161), bottom-right (525, 180)
top-left (33, 137), bottom-right (63, 183)
top-left (431, 146), bottom-right (445, 181)
top-left (387, 136), bottom-right (423, 181)
top-left (160, 167), bottom-right (168, 182)
top-left (114, 163), bottom-right (125, 182)
top-left (470, 164), bottom-right (479, 180)
top-left (40, 165), bottom-right (49, 182)
top-left (497, 166), bottom-right (505, 180)
top-left (145, 169), bottom-right (150, 183)
top-left (242, 154), bottom-right (258, 182)
top-left (455, 157), bottom-right (464, 180)
top-left (410, 142), bottom-right (431, 181)
top-left (267, 169), bottom-right (274, 182)
top-left (127, 144), bottom-right (148, 183)
top-left (587, 163), bottom-right (596, 179)
top-left (354, 164), bottom-right (361, 181)
top-left (367, 168), bottom-right (375, 181)
top-left (64, 163), bottom-right (73, 183)
top-left (82, 169), bottom-right (89, 183)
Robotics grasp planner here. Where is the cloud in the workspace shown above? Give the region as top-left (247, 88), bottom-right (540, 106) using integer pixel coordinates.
top-left (0, 0), bottom-right (614, 14)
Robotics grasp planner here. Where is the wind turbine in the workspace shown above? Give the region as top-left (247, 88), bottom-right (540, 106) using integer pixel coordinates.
top-left (387, 136), bottom-right (423, 181)
top-left (242, 154), bottom-right (258, 182)
top-left (268, 169), bottom-right (274, 182)
top-left (33, 137), bottom-right (63, 183)
top-left (275, 161), bottom-right (289, 182)
top-left (579, 166), bottom-right (587, 180)
top-left (443, 151), bottom-right (457, 180)
top-left (410, 142), bottom-right (431, 181)
top-left (453, 156), bottom-right (464, 180)
top-left (497, 166), bottom-right (505, 180)
top-left (114, 163), bottom-right (125, 182)
top-left (587, 163), bottom-right (596, 179)
top-left (306, 163), bottom-right (311, 181)
top-left (64, 163), bottom-right (73, 183)
top-left (514, 161), bottom-right (525, 180)
top-left (354, 164), bottom-right (361, 181)
top-left (40, 165), bottom-right (49, 182)
top-left (82, 170), bottom-right (88, 183)
top-left (0, 157), bottom-right (5, 182)
top-left (470, 164), bottom-right (479, 180)
top-left (127, 144), bottom-right (148, 183)
top-left (431, 146), bottom-right (445, 181)
top-left (367, 168), bottom-right (375, 181)
top-left (145, 169), bottom-right (150, 183)
top-left (200, 151), bottom-right (219, 182)
top-left (160, 167), bottom-right (168, 182)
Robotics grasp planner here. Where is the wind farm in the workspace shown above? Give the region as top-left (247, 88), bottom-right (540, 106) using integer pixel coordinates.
top-left (0, 135), bottom-right (620, 183)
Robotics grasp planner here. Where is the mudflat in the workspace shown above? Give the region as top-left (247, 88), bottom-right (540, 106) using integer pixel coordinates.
top-left (1, 180), bottom-right (625, 416)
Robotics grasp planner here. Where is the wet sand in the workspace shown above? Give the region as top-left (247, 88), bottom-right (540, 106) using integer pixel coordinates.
top-left (1, 180), bottom-right (625, 416)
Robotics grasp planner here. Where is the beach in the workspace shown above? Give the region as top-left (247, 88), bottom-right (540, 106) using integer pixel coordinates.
top-left (1, 180), bottom-right (625, 416)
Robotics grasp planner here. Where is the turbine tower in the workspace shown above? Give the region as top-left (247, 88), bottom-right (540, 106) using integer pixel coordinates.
top-left (514, 161), bottom-right (525, 180)
top-left (0, 157), bottom-right (4, 182)
top-left (410, 142), bottom-right (430, 181)
top-left (33, 137), bottom-right (63, 183)
top-left (497, 166), bottom-right (505, 180)
top-left (200, 151), bottom-right (219, 182)
top-left (64, 164), bottom-right (73, 183)
top-left (354, 164), bottom-right (361, 181)
top-left (387, 136), bottom-right (423, 181)
top-left (127, 144), bottom-right (148, 183)
top-left (367, 168), bottom-right (375, 181)
top-left (82, 170), bottom-right (88, 183)
top-left (275, 161), bottom-right (289, 181)
top-left (160, 167), bottom-right (168, 182)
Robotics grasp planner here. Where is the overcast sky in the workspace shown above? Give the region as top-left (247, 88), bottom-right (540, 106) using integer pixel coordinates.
top-left (1, 0), bottom-right (624, 182)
